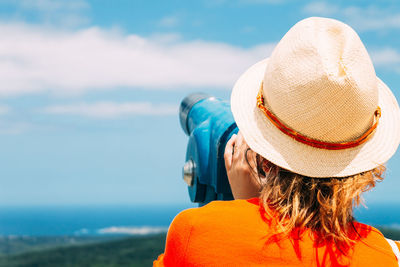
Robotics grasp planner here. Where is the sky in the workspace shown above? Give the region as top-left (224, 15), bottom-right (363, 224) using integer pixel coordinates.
top-left (0, 0), bottom-right (400, 205)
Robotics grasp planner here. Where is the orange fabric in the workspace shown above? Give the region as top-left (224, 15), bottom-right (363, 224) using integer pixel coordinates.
top-left (154, 198), bottom-right (399, 267)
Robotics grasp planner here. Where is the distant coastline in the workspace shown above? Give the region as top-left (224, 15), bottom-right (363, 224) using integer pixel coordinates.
top-left (0, 202), bottom-right (397, 236)
top-left (0, 203), bottom-right (398, 266)
top-left (0, 204), bottom-right (192, 236)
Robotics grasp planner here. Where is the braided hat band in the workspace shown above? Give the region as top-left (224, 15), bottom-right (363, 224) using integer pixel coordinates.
top-left (256, 82), bottom-right (381, 150)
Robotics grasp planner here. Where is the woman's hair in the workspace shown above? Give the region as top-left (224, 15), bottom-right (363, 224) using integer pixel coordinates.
top-left (248, 153), bottom-right (385, 249)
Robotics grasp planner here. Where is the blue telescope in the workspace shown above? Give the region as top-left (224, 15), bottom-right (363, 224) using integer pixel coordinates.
top-left (179, 93), bottom-right (239, 205)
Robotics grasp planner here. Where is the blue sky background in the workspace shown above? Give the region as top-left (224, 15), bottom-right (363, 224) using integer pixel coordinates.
top-left (0, 0), bottom-right (400, 206)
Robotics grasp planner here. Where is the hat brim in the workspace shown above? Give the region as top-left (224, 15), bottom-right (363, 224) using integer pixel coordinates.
top-left (231, 58), bottom-right (400, 177)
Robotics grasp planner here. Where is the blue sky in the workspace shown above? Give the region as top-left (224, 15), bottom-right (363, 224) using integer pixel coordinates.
top-left (0, 0), bottom-right (400, 205)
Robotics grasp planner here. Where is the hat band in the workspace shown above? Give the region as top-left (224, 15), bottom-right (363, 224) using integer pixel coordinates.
top-left (256, 82), bottom-right (381, 150)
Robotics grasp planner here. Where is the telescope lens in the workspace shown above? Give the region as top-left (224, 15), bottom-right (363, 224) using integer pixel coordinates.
top-left (179, 93), bottom-right (211, 135)
top-left (182, 159), bottom-right (195, 186)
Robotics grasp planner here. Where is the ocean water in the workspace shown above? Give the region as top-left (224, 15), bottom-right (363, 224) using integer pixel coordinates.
top-left (354, 203), bottom-right (400, 228)
top-left (0, 203), bottom-right (397, 236)
top-left (0, 204), bottom-right (194, 236)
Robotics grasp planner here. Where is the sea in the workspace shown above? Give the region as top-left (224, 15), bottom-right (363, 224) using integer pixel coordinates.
top-left (0, 203), bottom-right (398, 236)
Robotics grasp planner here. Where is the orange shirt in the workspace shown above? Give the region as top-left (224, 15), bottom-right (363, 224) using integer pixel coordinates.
top-left (154, 198), bottom-right (400, 267)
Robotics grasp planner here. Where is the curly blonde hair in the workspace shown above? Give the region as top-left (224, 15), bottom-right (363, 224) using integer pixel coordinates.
top-left (252, 155), bottom-right (385, 249)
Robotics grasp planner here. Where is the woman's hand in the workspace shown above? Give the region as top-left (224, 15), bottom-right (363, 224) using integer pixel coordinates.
top-left (224, 131), bottom-right (261, 199)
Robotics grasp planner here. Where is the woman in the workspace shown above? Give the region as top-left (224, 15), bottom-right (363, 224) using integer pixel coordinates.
top-left (154, 17), bottom-right (400, 266)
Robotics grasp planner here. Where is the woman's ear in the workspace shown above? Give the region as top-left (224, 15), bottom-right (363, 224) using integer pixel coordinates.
top-left (261, 159), bottom-right (270, 175)
top-left (256, 156), bottom-right (270, 178)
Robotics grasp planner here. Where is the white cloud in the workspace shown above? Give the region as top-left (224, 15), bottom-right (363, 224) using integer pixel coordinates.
top-left (0, 105), bottom-right (31, 134)
top-left (98, 226), bottom-right (167, 235)
top-left (0, 121), bottom-right (31, 134)
top-left (342, 6), bottom-right (400, 31)
top-left (370, 48), bottom-right (400, 66)
top-left (0, 105), bottom-right (10, 115)
top-left (303, 2), bottom-right (400, 32)
top-left (302, 2), bottom-right (338, 16)
top-left (0, 23), bottom-right (275, 96)
top-left (158, 16), bottom-right (180, 28)
top-left (42, 102), bottom-right (178, 118)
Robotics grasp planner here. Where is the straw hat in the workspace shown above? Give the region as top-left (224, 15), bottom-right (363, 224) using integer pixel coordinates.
top-left (231, 17), bottom-right (400, 178)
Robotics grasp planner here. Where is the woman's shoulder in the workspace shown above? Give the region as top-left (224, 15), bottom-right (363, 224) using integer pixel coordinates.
top-left (176, 198), bottom-right (260, 218)
top-left (171, 198), bottom-right (262, 230)
top-left (349, 221), bottom-right (400, 264)
top-left (202, 197), bottom-right (260, 211)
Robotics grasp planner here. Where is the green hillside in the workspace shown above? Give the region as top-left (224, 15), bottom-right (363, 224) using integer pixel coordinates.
top-left (0, 227), bottom-right (399, 267)
top-left (0, 234), bottom-right (166, 267)
top-left (0, 235), bottom-right (122, 256)
top-left (377, 227), bottom-right (400, 240)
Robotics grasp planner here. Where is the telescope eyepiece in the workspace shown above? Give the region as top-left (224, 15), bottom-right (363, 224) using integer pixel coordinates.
top-left (179, 93), bottom-right (211, 135)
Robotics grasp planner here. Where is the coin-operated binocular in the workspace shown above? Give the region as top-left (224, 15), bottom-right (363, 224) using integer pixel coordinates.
top-left (179, 93), bottom-right (239, 206)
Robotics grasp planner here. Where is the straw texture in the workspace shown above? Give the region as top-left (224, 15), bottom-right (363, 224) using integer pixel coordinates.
top-left (231, 17), bottom-right (400, 177)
